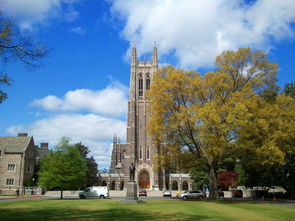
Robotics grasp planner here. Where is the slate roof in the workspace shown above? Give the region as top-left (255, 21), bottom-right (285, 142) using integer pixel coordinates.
top-left (0, 136), bottom-right (32, 153)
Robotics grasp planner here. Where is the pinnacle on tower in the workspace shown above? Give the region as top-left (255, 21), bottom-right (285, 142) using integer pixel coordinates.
top-left (131, 44), bottom-right (137, 66)
top-left (153, 41), bottom-right (158, 66)
top-left (113, 134), bottom-right (117, 143)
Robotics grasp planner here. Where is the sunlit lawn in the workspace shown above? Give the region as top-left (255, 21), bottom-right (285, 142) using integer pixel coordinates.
top-left (0, 198), bottom-right (294, 221)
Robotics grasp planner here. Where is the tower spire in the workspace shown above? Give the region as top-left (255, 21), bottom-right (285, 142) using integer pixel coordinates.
top-left (153, 41), bottom-right (158, 67)
top-left (130, 44), bottom-right (137, 99)
top-left (113, 134), bottom-right (117, 144)
top-left (131, 44), bottom-right (137, 66)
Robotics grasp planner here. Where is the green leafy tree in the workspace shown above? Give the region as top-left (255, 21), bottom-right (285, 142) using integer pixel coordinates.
top-left (74, 142), bottom-right (99, 187)
top-left (38, 138), bottom-right (87, 199)
top-left (189, 168), bottom-right (209, 190)
top-left (0, 14), bottom-right (48, 103)
top-left (284, 82), bottom-right (295, 99)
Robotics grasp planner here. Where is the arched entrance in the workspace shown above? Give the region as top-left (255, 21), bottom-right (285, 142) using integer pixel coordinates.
top-left (101, 180), bottom-right (107, 186)
top-left (138, 170), bottom-right (150, 189)
top-left (182, 181), bottom-right (188, 190)
top-left (172, 181), bottom-right (178, 190)
top-left (111, 181), bottom-right (116, 190)
top-left (120, 181), bottom-right (124, 190)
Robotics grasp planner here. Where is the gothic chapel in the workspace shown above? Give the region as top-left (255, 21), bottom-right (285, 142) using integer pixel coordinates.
top-left (101, 44), bottom-right (192, 191)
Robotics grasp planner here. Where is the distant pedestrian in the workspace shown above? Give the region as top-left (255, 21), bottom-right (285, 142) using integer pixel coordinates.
top-left (16, 189), bottom-right (20, 198)
top-left (205, 187), bottom-right (209, 198)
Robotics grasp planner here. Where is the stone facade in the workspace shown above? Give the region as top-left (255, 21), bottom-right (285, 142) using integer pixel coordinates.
top-left (36, 142), bottom-right (51, 162)
top-left (0, 133), bottom-right (50, 194)
top-left (102, 45), bottom-right (192, 191)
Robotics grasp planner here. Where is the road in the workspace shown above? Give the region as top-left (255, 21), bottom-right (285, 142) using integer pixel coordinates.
top-left (1, 195), bottom-right (295, 207)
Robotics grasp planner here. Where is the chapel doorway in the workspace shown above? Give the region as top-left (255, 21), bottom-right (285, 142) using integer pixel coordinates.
top-left (138, 170), bottom-right (150, 189)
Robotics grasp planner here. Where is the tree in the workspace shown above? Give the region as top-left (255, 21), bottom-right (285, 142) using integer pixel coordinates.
top-left (38, 137), bottom-right (87, 199)
top-left (74, 142), bottom-right (100, 187)
top-left (238, 82), bottom-right (295, 195)
top-left (217, 172), bottom-right (239, 190)
top-left (0, 14), bottom-right (48, 103)
top-left (189, 168), bottom-right (209, 190)
top-left (284, 82), bottom-right (295, 99)
top-left (148, 48), bottom-right (289, 199)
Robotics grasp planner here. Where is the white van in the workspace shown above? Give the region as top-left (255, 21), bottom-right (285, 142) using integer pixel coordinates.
top-left (79, 186), bottom-right (109, 199)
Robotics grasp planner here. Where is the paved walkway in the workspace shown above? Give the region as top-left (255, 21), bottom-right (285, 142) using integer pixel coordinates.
top-left (1, 195), bottom-right (295, 207)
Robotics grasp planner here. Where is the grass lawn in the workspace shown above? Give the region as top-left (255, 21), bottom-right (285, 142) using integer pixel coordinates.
top-left (0, 199), bottom-right (294, 221)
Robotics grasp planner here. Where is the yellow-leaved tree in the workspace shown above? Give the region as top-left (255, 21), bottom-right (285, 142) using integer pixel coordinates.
top-left (148, 48), bottom-right (294, 199)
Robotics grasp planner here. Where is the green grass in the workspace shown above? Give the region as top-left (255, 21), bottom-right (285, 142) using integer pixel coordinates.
top-left (0, 199), bottom-right (294, 221)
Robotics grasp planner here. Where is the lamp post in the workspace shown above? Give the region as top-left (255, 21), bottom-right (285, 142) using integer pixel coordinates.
top-left (32, 177), bottom-right (35, 195)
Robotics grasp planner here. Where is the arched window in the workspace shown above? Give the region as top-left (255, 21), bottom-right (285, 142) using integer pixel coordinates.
top-left (182, 181), bottom-right (188, 190)
top-left (172, 181), bottom-right (178, 190)
top-left (120, 181), bottom-right (124, 190)
top-left (101, 180), bottom-right (107, 186)
top-left (111, 181), bottom-right (116, 190)
top-left (139, 146), bottom-right (142, 159)
top-left (138, 73), bottom-right (143, 96)
top-left (146, 73), bottom-right (150, 90)
top-left (146, 146), bottom-right (150, 160)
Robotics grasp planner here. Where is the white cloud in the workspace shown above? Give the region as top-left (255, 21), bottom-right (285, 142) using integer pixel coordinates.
top-left (1, 0), bottom-right (82, 29)
top-left (7, 81), bottom-right (129, 168)
top-left (110, 0), bottom-right (295, 69)
top-left (31, 82), bottom-right (129, 117)
top-left (70, 26), bottom-right (86, 35)
top-left (6, 114), bottom-right (126, 168)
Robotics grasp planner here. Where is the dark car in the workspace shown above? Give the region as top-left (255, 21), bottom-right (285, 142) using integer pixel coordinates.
top-left (218, 191), bottom-right (224, 198)
top-left (232, 189), bottom-right (243, 198)
top-left (139, 189), bottom-right (147, 197)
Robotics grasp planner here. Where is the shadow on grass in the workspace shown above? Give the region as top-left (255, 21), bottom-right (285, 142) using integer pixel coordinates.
top-left (0, 207), bottom-right (210, 221)
top-left (210, 198), bottom-right (279, 205)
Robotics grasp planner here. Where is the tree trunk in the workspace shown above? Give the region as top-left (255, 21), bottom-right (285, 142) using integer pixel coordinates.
top-left (209, 167), bottom-right (219, 199)
top-left (60, 189), bottom-right (63, 199)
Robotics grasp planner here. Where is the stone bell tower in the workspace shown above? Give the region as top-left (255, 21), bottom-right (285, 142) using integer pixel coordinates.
top-left (126, 43), bottom-right (164, 190)
top-left (104, 44), bottom-right (192, 191)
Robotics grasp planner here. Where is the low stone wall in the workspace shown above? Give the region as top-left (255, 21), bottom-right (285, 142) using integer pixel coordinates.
top-left (45, 191), bottom-right (82, 196)
top-left (0, 188), bottom-right (17, 195)
top-left (110, 190), bottom-right (182, 197)
top-left (44, 190), bottom-right (176, 197)
top-left (0, 187), bottom-right (42, 195)
top-left (43, 190), bottom-right (245, 198)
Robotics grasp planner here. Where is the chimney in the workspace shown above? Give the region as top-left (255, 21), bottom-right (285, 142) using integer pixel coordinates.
top-left (18, 133), bottom-right (28, 137)
top-left (40, 143), bottom-right (49, 150)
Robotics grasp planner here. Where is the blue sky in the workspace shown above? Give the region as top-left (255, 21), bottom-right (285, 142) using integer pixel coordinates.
top-left (0, 0), bottom-right (295, 169)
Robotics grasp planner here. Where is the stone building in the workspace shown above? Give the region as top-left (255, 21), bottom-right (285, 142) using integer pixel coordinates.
top-left (0, 133), bottom-right (50, 194)
top-left (101, 44), bottom-right (192, 191)
top-left (36, 142), bottom-right (50, 162)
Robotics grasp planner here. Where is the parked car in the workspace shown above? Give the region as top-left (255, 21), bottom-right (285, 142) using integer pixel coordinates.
top-left (218, 191), bottom-right (224, 198)
top-left (268, 186), bottom-right (287, 194)
top-left (79, 186), bottom-right (109, 199)
top-left (268, 186), bottom-right (287, 198)
top-left (232, 189), bottom-right (243, 198)
top-left (163, 190), bottom-right (172, 197)
top-left (180, 190), bottom-right (206, 200)
top-left (139, 189), bottom-right (147, 197)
